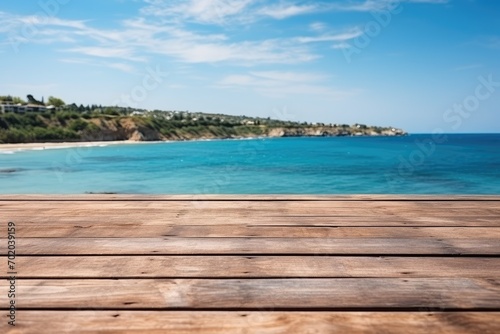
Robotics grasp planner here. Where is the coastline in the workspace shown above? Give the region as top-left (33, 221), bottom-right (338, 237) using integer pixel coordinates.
top-left (0, 131), bottom-right (408, 153)
top-left (0, 140), bottom-right (151, 153)
top-left (0, 137), bottom-right (267, 153)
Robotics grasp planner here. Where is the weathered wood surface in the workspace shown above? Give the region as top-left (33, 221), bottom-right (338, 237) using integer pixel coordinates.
top-left (3, 278), bottom-right (500, 309)
top-left (1, 196), bottom-right (499, 333)
top-left (4, 237), bottom-right (500, 255)
top-left (3, 312), bottom-right (500, 334)
top-left (3, 200), bottom-right (500, 229)
top-left (4, 256), bottom-right (499, 278)
top-left (10, 225), bottom-right (500, 238)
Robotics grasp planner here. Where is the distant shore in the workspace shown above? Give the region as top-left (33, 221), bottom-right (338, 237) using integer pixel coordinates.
top-left (0, 128), bottom-right (408, 153)
top-left (0, 130), bottom-right (408, 153)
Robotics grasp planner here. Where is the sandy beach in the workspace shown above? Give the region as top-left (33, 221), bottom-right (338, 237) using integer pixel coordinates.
top-left (0, 137), bottom-right (267, 153)
top-left (0, 140), bottom-right (158, 153)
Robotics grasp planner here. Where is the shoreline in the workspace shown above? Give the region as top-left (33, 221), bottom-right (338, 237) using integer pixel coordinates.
top-left (0, 132), bottom-right (410, 153)
top-left (0, 138), bottom-right (264, 153)
top-left (0, 140), bottom-right (152, 153)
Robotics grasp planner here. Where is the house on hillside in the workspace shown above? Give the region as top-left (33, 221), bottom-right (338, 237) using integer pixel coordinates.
top-left (26, 104), bottom-right (46, 112)
top-left (0, 94), bottom-right (48, 113)
top-left (0, 101), bottom-right (27, 113)
top-left (0, 102), bottom-right (46, 113)
top-left (0, 100), bottom-right (13, 113)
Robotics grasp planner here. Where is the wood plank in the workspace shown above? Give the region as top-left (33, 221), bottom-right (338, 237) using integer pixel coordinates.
top-left (4, 200), bottom-right (499, 227)
top-left (5, 256), bottom-right (500, 278)
top-left (0, 197), bottom-right (500, 215)
top-left (3, 278), bottom-right (500, 309)
top-left (3, 237), bottom-right (499, 255)
top-left (1, 197), bottom-right (499, 333)
top-left (10, 215), bottom-right (500, 227)
top-left (2, 194), bottom-right (499, 201)
top-left (0, 201), bottom-right (500, 211)
top-left (3, 311), bottom-right (500, 334)
top-left (14, 225), bottom-right (500, 238)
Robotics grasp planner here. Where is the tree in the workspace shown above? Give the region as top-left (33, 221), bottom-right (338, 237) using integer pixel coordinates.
top-left (27, 94), bottom-right (44, 105)
top-left (12, 96), bottom-right (25, 104)
top-left (48, 96), bottom-right (65, 108)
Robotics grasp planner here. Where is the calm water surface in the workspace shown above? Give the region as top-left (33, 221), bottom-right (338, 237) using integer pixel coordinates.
top-left (1, 134), bottom-right (499, 194)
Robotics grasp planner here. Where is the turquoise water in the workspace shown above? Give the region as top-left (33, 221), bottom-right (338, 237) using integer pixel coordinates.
top-left (1, 134), bottom-right (499, 194)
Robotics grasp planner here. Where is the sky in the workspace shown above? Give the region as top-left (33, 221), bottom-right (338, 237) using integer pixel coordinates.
top-left (0, 0), bottom-right (499, 133)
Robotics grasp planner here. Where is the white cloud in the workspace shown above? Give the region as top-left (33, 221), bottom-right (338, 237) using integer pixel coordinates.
top-left (310, 22), bottom-right (328, 32)
top-left (0, 0), bottom-right (450, 68)
top-left (16, 16), bottom-right (87, 30)
top-left (64, 46), bottom-right (146, 62)
top-left (140, 0), bottom-right (448, 24)
top-left (60, 58), bottom-right (137, 73)
top-left (257, 3), bottom-right (319, 19)
top-left (331, 42), bottom-right (352, 49)
top-left (142, 0), bottom-right (324, 23)
top-left (141, 0), bottom-right (255, 24)
top-left (0, 11), bottom-right (318, 66)
top-left (148, 37), bottom-right (318, 64)
top-left (56, 18), bottom-right (322, 65)
top-left (329, 0), bottom-right (449, 12)
top-left (296, 29), bottom-right (364, 43)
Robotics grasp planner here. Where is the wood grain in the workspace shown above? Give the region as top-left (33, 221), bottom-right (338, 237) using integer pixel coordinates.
top-left (4, 199), bottom-right (499, 228)
top-left (3, 312), bottom-right (500, 334)
top-left (10, 216), bottom-right (500, 227)
top-left (3, 278), bottom-right (500, 309)
top-left (1, 196), bottom-right (499, 333)
top-left (5, 256), bottom-right (500, 278)
top-left (3, 237), bottom-right (499, 255)
top-left (14, 225), bottom-right (500, 238)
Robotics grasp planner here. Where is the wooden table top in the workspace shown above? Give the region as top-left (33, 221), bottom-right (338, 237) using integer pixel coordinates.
top-left (1, 196), bottom-right (500, 333)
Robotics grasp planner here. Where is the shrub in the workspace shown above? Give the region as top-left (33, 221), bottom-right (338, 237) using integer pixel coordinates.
top-left (69, 119), bottom-right (88, 132)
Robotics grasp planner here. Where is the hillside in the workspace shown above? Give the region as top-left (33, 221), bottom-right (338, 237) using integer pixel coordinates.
top-left (0, 107), bottom-right (407, 144)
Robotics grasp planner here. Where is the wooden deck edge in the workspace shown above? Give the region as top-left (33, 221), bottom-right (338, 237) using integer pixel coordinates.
top-left (5, 311), bottom-right (500, 334)
top-left (1, 194), bottom-right (500, 201)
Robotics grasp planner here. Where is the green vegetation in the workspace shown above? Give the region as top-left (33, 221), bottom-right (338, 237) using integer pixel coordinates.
top-left (0, 94), bottom-right (407, 143)
top-left (47, 96), bottom-right (65, 108)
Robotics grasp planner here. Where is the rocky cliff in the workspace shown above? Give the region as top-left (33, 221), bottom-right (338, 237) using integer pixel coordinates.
top-left (81, 118), bottom-right (407, 142)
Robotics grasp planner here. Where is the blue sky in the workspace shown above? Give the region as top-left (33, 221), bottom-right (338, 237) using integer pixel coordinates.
top-left (1, 0), bottom-right (499, 133)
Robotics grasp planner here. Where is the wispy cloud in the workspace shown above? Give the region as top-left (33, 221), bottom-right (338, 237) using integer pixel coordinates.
top-left (59, 58), bottom-right (137, 73)
top-left (141, 0), bottom-right (255, 24)
top-left (217, 70), bottom-right (357, 98)
top-left (257, 3), bottom-right (321, 19)
top-left (296, 28), bottom-right (363, 43)
top-left (64, 46), bottom-right (147, 62)
top-left (329, 0), bottom-right (450, 12)
top-left (0, 12), bottom-right (332, 66)
top-left (0, 0), bottom-right (450, 71)
top-left (141, 0), bottom-right (325, 24)
top-left (140, 0), bottom-right (449, 25)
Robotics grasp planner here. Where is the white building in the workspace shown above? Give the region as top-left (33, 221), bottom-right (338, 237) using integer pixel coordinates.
top-left (26, 104), bottom-right (46, 112)
top-left (0, 102), bottom-right (46, 113)
top-left (0, 101), bottom-right (26, 113)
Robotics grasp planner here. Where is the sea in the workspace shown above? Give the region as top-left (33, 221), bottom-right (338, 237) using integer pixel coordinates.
top-left (0, 134), bottom-right (499, 194)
